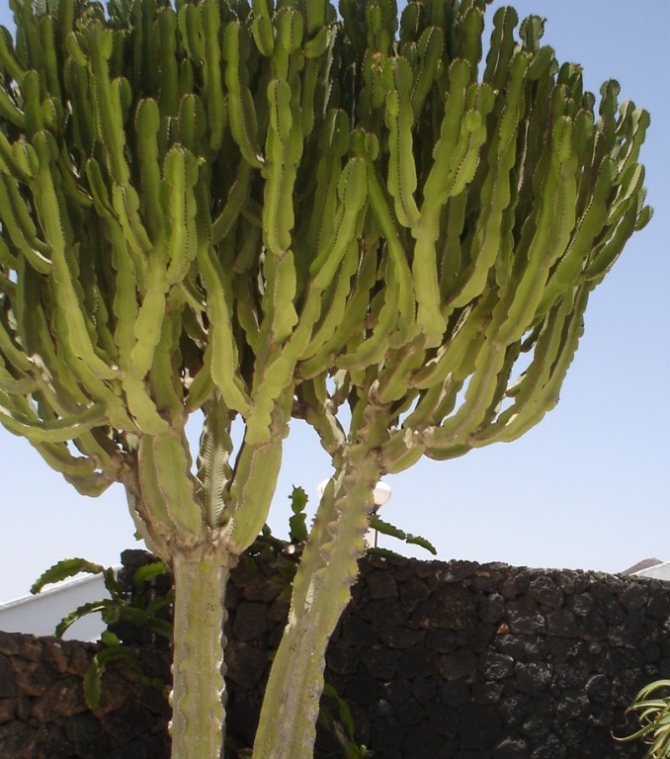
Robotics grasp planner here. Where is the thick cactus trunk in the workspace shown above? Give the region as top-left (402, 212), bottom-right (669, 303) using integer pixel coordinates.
top-left (170, 548), bottom-right (232, 759)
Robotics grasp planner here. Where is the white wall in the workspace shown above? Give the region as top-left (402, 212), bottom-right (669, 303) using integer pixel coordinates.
top-left (0, 570), bottom-right (119, 642)
top-left (634, 562), bottom-right (670, 582)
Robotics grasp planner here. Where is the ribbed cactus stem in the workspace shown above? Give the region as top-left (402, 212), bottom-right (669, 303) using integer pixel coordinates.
top-left (253, 444), bottom-right (381, 759)
top-left (170, 548), bottom-right (231, 759)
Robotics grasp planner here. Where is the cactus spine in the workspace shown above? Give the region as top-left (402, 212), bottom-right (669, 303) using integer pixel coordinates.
top-left (0, 1), bottom-right (650, 757)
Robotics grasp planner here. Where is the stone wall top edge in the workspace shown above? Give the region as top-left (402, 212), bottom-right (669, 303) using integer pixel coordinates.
top-left (363, 552), bottom-right (670, 586)
top-left (120, 546), bottom-right (670, 590)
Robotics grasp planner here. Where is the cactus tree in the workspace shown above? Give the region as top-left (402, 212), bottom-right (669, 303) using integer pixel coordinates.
top-left (0, 0), bottom-right (650, 757)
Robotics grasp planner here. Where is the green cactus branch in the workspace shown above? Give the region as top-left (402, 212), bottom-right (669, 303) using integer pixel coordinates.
top-left (254, 419), bottom-right (386, 759)
top-left (0, 0), bottom-right (650, 757)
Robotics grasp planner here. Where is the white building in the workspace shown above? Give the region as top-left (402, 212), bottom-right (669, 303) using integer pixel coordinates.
top-left (0, 569), bottom-right (118, 642)
top-left (633, 562), bottom-right (670, 582)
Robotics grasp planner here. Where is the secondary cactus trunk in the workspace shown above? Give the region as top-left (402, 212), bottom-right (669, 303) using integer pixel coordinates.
top-left (254, 433), bottom-right (384, 758)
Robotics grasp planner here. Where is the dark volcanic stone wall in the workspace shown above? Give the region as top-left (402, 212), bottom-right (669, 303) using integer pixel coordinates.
top-left (321, 556), bottom-right (666, 759)
top-left (0, 629), bottom-right (170, 759)
top-left (2, 548), bottom-right (669, 758)
top-left (118, 550), bottom-right (670, 758)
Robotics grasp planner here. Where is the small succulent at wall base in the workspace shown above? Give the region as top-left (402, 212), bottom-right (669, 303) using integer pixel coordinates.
top-left (0, 0), bottom-right (650, 757)
top-left (616, 680), bottom-right (670, 759)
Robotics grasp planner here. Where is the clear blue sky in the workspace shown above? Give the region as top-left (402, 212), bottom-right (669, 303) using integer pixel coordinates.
top-left (1, 1), bottom-right (668, 602)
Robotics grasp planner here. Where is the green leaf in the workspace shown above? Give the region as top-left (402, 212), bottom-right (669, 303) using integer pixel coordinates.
top-left (369, 516), bottom-right (404, 541)
top-left (55, 600), bottom-right (111, 638)
top-left (102, 566), bottom-right (124, 601)
top-left (100, 630), bottom-right (121, 647)
top-left (83, 655), bottom-right (104, 707)
top-left (370, 517), bottom-right (437, 555)
top-left (83, 644), bottom-right (144, 707)
top-left (321, 682), bottom-right (368, 757)
top-left (133, 560), bottom-right (169, 588)
top-left (290, 485), bottom-right (308, 514)
top-left (147, 617), bottom-right (174, 640)
top-left (117, 606), bottom-right (149, 626)
top-left (403, 532), bottom-right (437, 555)
top-left (31, 558), bottom-right (105, 594)
top-left (288, 485), bottom-right (308, 542)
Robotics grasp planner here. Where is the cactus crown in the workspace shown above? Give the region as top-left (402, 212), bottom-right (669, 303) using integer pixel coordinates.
top-left (0, 0), bottom-right (650, 522)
